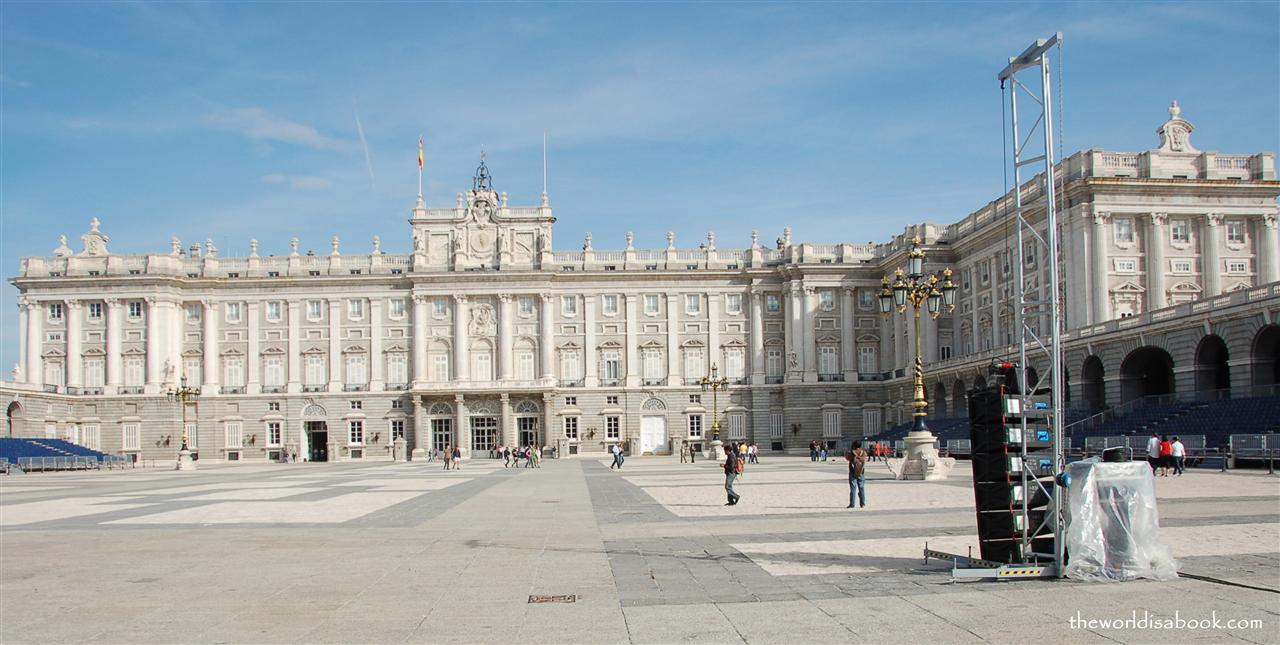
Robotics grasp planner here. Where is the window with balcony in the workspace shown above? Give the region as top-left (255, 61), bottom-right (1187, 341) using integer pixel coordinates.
top-left (685, 294), bottom-right (701, 315)
top-left (602, 351), bottom-right (621, 383)
top-left (386, 353), bottom-right (408, 386)
top-left (1114, 218), bottom-right (1134, 244)
top-left (49, 303), bottom-right (64, 321)
top-left (766, 294), bottom-right (781, 313)
top-left (304, 355), bottom-right (326, 388)
top-left (561, 295), bottom-right (578, 317)
top-left (644, 294), bottom-right (660, 315)
top-left (88, 302), bottom-right (103, 321)
top-left (642, 348), bottom-right (663, 383)
top-left (389, 298), bottom-right (406, 319)
top-left (307, 300), bottom-right (323, 321)
top-left (348, 299), bottom-right (364, 321)
top-left (263, 357), bottom-right (284, 389)
top-left (1170, 219), bottom-right (1190, 244)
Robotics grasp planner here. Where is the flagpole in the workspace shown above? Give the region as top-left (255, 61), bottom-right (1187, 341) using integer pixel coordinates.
top-left (417, 135), bottom-right (424, 199)
top-left (541, 131), bottom-right (548, 205)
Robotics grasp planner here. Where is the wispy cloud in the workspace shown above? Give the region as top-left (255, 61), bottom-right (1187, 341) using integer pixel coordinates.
top-left (209, 107), bottom-right (349, 150)
top-left (261, 174), bottom-right (330, 190)
top-left (353, 104), bottom-right (377, 193)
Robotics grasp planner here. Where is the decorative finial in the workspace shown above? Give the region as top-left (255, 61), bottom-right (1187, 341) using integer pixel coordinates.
top-left (706, 231), bottom-right (716, 249)
top-left (666, 231), bottom-right (675, 250)
top-left (501, 191), bottom-right (508, 208)
top-left (372, 235), bottom-right (381, 254)
top-left (456, 192), bottom-right (464, 208)
top-left (170, 237), bottom-right (181, 256)
top-left (783, 227), bottom-right (792, 246)
top-left (53, 235), bottom-right (72, 257)
top-left (625, 232), bottom-right (634, 250)
top-left (331, 236), bottom-right (340, 256)
top-left (205, 239), bottom-right (217, 257)
top-left (751, 230), bottom-right (759, 248)
top-left (1169, 100), bottom-right (1180, 119)
top-left (583, 232), bottom-right (593, 251)
top-left (90, 217), bottom-right (100, 232)
top-left (249, 239), bottom-right (259, 257)
top-left (290, 237), bottom-right (299, 256)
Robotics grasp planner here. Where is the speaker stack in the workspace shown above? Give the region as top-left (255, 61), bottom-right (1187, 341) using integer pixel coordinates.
top-left (967, 375), bottom-right (1056, 564)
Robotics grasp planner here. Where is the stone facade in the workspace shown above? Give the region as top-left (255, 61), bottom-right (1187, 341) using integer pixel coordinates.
top-left (4, 104), bottom-right (1278, 461)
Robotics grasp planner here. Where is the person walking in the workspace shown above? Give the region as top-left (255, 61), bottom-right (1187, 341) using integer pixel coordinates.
top-left (443, 444), bottom-right (452, 471)
top-left (609, 442), bottom-right (621, 469)
top-left (1146, 432), bottom-right (1160, 473)
top-left (616, 443), bottom-right (625, 469)
top-left (1171, 436), bottom-right (1186, 476)
top-left (723, 447), bottom-right (742, 506)
top-left (819, 443), bottom-right (828, 462)
top-left (503, 445), bottom-right (511, 468)
top-left (1158, 435), bottom-right (1173, 477)
top-left (748, 443), bottom-right (758, 464)
top-left (680, 441), bottom-right (689, 464)
top-left (452, 445), bottom-right (462, 470)
top-left (690, 443), bottom-right (697, 464)
top-left (846, 440), bottom-right (869, 508)
top-left (809, 440), bottom-right (818, 462)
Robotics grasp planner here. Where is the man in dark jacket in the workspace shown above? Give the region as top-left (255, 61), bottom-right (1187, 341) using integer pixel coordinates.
top-left (724, 449), bottom-right (741, 506)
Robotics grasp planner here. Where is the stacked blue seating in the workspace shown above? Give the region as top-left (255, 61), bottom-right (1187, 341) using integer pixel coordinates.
top-left (0, 437), bottom-right (117, 471)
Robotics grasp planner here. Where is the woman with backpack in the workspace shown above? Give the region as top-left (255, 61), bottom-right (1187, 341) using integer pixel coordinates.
top-left (723, 448), bottom-right (742, 506)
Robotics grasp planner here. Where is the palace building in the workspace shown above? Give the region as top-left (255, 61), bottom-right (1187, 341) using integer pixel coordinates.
top-left (3, 103), bottom-right (1278, 462)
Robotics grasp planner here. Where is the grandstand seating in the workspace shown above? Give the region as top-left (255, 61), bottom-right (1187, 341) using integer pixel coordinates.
top-left (0, 437), bottom-right (122, 472)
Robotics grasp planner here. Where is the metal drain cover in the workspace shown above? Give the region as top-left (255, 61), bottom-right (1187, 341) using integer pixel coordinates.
top-left (528, 594), bottom-right (577, 604)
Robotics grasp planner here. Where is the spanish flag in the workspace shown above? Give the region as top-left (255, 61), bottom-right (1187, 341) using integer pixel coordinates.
top-left (418, 137), bottom-right (424, 170)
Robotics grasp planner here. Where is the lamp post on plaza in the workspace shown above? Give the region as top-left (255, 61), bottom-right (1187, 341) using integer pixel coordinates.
top-left (699, 364), bottom-right (729, 460)
top-left (166, 376), bottom-right (200, 471)
top-left (878, 236), bottom-right (958, 480)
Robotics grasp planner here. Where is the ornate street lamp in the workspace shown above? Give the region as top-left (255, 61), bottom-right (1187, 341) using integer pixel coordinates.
top-left (166, 376), bottom-right (201, 471)
top-left (879, 236), bottom-right (957, 478)
top-left (699, 363), bottom-right (729, 459)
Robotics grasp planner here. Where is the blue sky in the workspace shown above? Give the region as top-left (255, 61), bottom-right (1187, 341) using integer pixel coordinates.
top-left (2, 2), bottom-right (1277, 372)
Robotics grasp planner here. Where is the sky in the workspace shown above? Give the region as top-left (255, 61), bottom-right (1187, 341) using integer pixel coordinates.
top-left (1, 1), bottom-right (1278, 372)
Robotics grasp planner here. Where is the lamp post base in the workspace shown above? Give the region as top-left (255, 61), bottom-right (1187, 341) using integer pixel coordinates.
top-left (887, 430), bottom-right (955, 481)
top-left (175, 448), bottom-right (197, 471)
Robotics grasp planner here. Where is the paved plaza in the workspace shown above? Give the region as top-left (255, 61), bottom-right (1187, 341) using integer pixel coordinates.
top-left (1, 455), bottom-right (1277, 644)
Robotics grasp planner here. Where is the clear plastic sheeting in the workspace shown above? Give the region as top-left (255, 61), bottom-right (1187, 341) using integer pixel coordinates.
top-left (1064, 459), bottom-right (1179, 582)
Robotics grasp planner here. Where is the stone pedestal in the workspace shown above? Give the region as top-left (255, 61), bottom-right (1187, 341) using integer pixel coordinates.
top-left (392, 437), bottom-right (407, 462)
top-left (708, 438), bottom-right (726, 461)
top-left (411, 447), bottom-right (426, 460)
top-left (175, 448), bottom-right (196, 471)
top-left (328, 440), bottom-right (341, 463)
top-left (888, 430), bottom-right (955, 481)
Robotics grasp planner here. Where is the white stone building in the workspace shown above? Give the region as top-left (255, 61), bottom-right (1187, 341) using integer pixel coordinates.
top-left (4, 104), bottom-right (1278, 461)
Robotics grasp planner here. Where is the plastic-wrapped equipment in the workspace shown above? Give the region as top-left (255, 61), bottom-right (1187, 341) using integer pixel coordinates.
top-left (1063, 459), bottom-right (1179, 582)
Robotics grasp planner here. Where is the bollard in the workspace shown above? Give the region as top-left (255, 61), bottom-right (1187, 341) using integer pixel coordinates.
top-left (1269, 448), bottom-right (1275, 476)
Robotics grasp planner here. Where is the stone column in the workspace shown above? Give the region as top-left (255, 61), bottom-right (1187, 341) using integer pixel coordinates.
top-left (500, 393), bottom-right (515, 447)
top-left (922, 305), bottom-right (937, 364)
top-left (497, 294), bottom-right (513, 381)
top-left (328, 299), bottom-right (341, 390)
top-left (65, 299), bottom-right (82, 390)
top-left (26, 300), bottom-right (42, 387)
top-left (801, 286), bottom-right (817, 381)
top-left (452, 295), bottom-right (469, 382)
top-left (539, 293), bottom-right (555, 381)
top-left (624, 295), bottom-right (639, 387)
top-left (583, 295), bottom-right (597, 387)
top-left (1146, 213), bottom-right (1168, 310)
top-left (105, 299), bottom-right (121, 391)
top-left (1091, 212), bottom-right (1110, 324)
top-left (145, 297), bottom-right (162, 393)
top-left (246, 301), bottom-right (260, 394)
top-left (989, 284), bottom-right (1001, 349)
top-left (369, 298), bottom-right (384, 391)
top-left (1202, 214), bottom-right (1223, 297)
top-left (665, 294), bottom-right (679, 385)
top-left (542, 392), bottom-right (555, 449)
top-left (786, 284), bottom-right (802, 382)
top-left (411, 396), bottom-right (426, 459)
top-left (286, 300), bottom-right (300, 393)
top-left (749, 291), bottom-right (764, 385)
top-left (841, 287), bottom-right (856, 381)
top-left (879, 315), bottom-right (892, 378)
top-left (454, 394), bottom-right (470, 458)
top-left (1261, 214), bottom-right (1280, 284)
top-left (412, 295), bottom-right (429, 385)
top-left (17, 298), bottom-right (28, 383)
top-left (708, 292), bottom-right (720, 376)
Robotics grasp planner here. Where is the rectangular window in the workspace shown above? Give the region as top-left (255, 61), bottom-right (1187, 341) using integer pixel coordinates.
top-left (390, 400), bottom-right (403, 410)
top-left (1226, 221), bottom-right (1246, 245)
top-left (606, 395), bottom-right (619, 405)
top-left (602, 294), bottom-right (619, 316)
top-left (186, 304), bottom-right (201, 323)
top-left (348, 299), bottom-right (364, 321)
top-left (1170, 219), bottom-right (1190, 244)
top-left (683, 348), bottom-right (705, 382)
top-left (268, 402), bottom-right (280, 411)
top-left (431, 418), bottom-right (452, 452)
top-left (128, 301), bottom-right (143, 319)
top-left (766, 294), bottom-right (781, 313)
top-left (766, 349), bottom-right (783, 378)
top-left (225, 302), bottom-right (242, 323)
top-left (563, 416), bottom-right (579, 440)
top-left (769, 413), bottom-right (783, 438)
top-left (88, 302), bottom-right (103, 320)
top-left (859, 346), bottom-right (877, 374)
top-left (685, 294), bottom-right (701, 315)
top-left (264, 357), bottom-right (284, 387)
top-left (518, 296), bottom-right (534, 316)
top-left (516, 351), bottom-right (535, 381)
top-left (122, 423), bottom-right (141, 451)
top-left (386, 353), bottom-right (408, 385)
top-left (1227, 260), bottom-right (1248, 274)
top-left (81, 358), bottom-right (104, 389)
top-left (724, 347), bottom-right (745, 380)
top-left (305, 355), bottom-right (326, 385)
top-left (1114, 218), bottom-right (1134, 244)
top-left (1115, 259), bottom-right (1137, 273)
top-left (940, 345), bottom-right (953, 361)
top-left (390, 419), bottom-right (405, 440)
top-left (561, 295), bottom-right (578, 316)
top-left (49, 303), bottom-right (64, 321)
top-left (345, 354), bottom-right (367, 385)
top-left (642, 348), bottom-right (663, 380)
top-left (725, 293), bottom-right (742, 315)
top-left (688, 414), bottom-right (703, 439)
top-left (605, 416), bottom-right (620, 440)
top-left (818, 346), bottom-right (839, 375)
top-left (389, 298), bottom-right (406, 319)
top-left (267, 421), bottom-right (282, 447)
top-left (474, 353), bottom-right (493, 381)
top-left (348, 420), bottom-right (364, 445)
top-left (223, 356), bottom-right (244, 386)
top-left (307, 300), bottom-right (323, 321)
top-left (433, 298), bottom-right (448, 318)
top-left (859, 290), bottom-right (874, 309)
top-left (266, 301), bottom-right (282, 322)
top-left (124, 357), bottom-right (144, 387)
top-left (564, 396), bottom-right (577, 406)
top-left (644, 294), bottom-right (660, 315)
top-left (820, 290), bottom-right (835, 311)
top-left (432, 354), bottom-right (450, 382)
top-left (560, 351), bottom-right (581, 382)
top-left (728, 413), bottom-right (745, 440)
top-left (823, 409), bottom-right (841, 438)
top-left (224, 421), bottom-right (243, 448)
top-left (1172, 259), bottom-right (1192, 273)
top-left (602, 351), bottom-right (621, 382)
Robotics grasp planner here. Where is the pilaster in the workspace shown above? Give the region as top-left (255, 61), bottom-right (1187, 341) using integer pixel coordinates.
top-left (1146, 213), bottom-right (1168, 310)
top-left (498, 294), bottom-right (514, 381)
top-left (369, 298), bottom-right (384, 390)
top-left (1091, 212), bottom-right (1110, 324)
top-left (328, 299), bottom-right (341, 390)
top-left (286, 300), bottom-right (300, 394)
top-left (625, 294), bottom-right (639, 387)
top-left (1203, 213), bottom-right (1223, 297)
top-left (665, 294), bottom-right (679, 385)
top-left (841, 287), bottom-right (857, 381)
top-left (749, 290), bottom-right (764, 385)
top-left (539, 293), bottom-right (555, 382)
top-left (452, 294), bottom-right (469, 382)
top-left (246, 301), bottom-right (260, 394)
top-left (412, 295), bottom-right (429, 386)
top-left (65, 299), bottom-right (82, 389)
top-left (584, 295), bottom-right (598, 387)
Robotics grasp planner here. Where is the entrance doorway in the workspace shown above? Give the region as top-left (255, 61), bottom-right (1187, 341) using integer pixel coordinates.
top-left (431, 418), bottom-right (453, 453)
top-left (640, 416), bottom-right (667, 454)
top-left (518, 417), bottom-right (539, 447)
top-left (471, 417), bottom-right (497, 456)
top-left (306, 421), bottom-right (329, 462)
